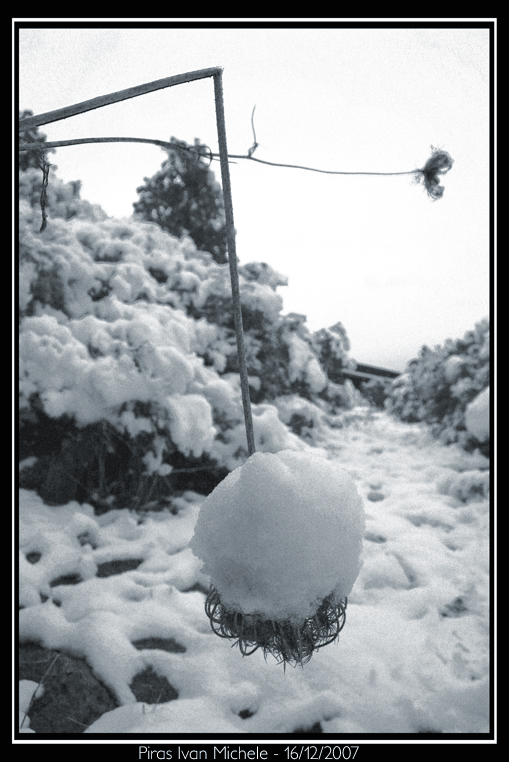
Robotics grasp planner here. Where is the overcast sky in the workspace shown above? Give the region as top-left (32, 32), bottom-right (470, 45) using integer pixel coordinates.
top-left (17, 22), bottom-right (492, 371)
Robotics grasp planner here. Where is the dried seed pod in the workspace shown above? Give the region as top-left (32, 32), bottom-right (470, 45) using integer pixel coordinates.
top-left (205, 585), bottom-right (347, 668)
top-left (415, 146), bottom-right (454, 200)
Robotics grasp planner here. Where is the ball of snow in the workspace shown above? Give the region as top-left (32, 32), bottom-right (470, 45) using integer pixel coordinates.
top-left (190, 450), bottom-right (365, 621)
top-left (465, 387), bottom-right (490, 442)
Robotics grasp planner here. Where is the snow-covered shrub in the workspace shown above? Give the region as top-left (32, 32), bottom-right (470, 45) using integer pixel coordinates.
top-left (186, 267), bottom-right (356, 409)
top-left (312, 322), bottom-right (353, 382)
top-left (19, 166), bottom-right (107, 225)
top-left (464, 387), bottom-right (490, 443)
top-left (20, 166), bottom-right (356, 413)
top-left (244, 313), bottom-right (329, 403)
top-left (19, 110), bottom-right (55, 172)
top-left (133, 137), bottom-right (228, 264)
top-left (274, 395), bottom-right (329, 443)
top-left (19, 175), bottom-right (358, 508)
top-left (437, 468), bottom-right (490, 503)
top-left (358, 376), bottom-right (393, 409)
top-left (19, 155), bottom-right (362, 508)
top-left (386, 320), bottom-right (490, 453)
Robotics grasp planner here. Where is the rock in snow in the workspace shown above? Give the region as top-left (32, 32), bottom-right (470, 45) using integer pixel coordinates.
top-left (190, 450), bottom-right (365, 621)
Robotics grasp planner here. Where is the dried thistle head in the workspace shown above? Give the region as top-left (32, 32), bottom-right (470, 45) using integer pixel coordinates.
top-left (414, 146), bottom-right (454, 200)
top-left (205, 586), bottom-right (347, 668)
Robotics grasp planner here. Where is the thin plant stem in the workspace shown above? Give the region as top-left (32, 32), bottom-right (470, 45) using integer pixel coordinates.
top-left (213, 72), bottom-right (256, 457)
top-left (19, 652), bottom-right (60, 729)
top-left (241, 155), bottom-right (417, 176)
top-left (18, 136), bottom-right (420, 178)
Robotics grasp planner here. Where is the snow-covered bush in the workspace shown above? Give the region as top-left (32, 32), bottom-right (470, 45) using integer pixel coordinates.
top-left (186, 272), bottom-right (355, 408)
top-left (358, 377), bottom-right (393, 409)
top-left (312, 321), bottom-right (352, 382)
top-left (464, 387), bottom-right (490, 443)
top-left (19, 166), bottom-right (107, 225)
top-left (386, 320), bottom-right (490, 453)
top-left (437, 468), bottom-right (490, 503)
top-left (18, 170), bottom-right (356, 508)
top-left (133, 137), bottom-right (228, 264)
top-left (19, 110), bottom-right (55, 172)
top-left (19, 213), bottom-right (286, 505)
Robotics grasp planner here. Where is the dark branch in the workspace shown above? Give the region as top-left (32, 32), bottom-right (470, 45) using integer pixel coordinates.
top-left (19, 136), bottom-right (419, 177)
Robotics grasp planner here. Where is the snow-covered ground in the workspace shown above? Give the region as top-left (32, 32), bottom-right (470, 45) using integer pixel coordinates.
top-left (18, 408), bottom-right (491, 736)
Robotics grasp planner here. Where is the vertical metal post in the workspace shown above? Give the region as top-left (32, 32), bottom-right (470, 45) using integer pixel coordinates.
top-left (213, 71), bottom-right (256, 456)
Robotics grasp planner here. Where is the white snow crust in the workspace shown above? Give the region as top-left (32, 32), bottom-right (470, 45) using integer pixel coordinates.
top-left (18, 410), bottom-right (491, 735)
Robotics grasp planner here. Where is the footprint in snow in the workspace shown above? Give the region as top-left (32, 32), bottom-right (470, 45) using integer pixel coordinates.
top-left (367, 491), bottom-right (385, 502)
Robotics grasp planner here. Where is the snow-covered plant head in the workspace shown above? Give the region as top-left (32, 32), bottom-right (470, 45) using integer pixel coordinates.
top-left (190, 451), bottom-right (365, 667)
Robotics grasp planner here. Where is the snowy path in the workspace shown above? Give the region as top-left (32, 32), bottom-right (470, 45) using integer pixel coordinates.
top-left (18, 409), bottom-right (490, 735)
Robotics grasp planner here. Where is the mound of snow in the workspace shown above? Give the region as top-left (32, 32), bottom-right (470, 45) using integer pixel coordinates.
top-left (465, 387), bottom-right (490, 442)
top-left (437, 468), bottom-right (490, 503)
top-left (190, 450), bottom-right (365, 621)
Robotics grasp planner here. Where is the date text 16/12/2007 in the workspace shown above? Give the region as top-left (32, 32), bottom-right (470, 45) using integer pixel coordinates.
top-left (284, 748), bottom-right (359, 760)
top-left (138, 747), bottom-right (360, 761)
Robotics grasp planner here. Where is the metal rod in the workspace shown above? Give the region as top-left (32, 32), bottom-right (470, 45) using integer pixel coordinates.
top-left (213, 72), bottom-right (256, 456)
top-left (18, 67), bottom-right (222, 130)
top-left (18, 137), bottom-right (178, 152)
